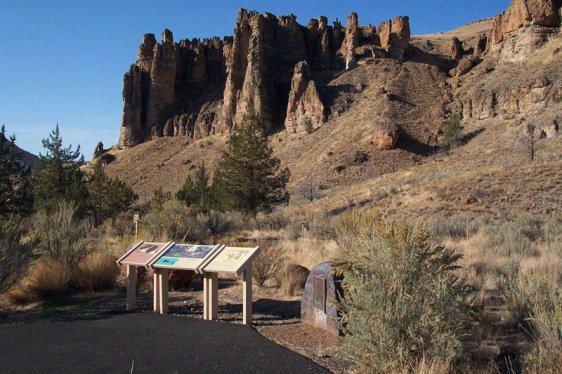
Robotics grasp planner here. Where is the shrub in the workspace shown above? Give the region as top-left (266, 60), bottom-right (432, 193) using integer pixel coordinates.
top-left (0, 216), bottom-right (33, 295)
top-left (276, 263), bottom-right (309, 297)
top-left (482, 215), bottom-right (544, 257)
top-left (24, 259), bottom-right (68, 299)
top-left (32, 201), bottom-right (95, 276)
top-left (497, 261), bottom-right (562, 372)
top-left (428, 213), bottom-right (482, 241)
top-left (252, 244), bottom-right (286, 287)
top-left (142, 199), bottom-right (236, 242)
top-left (334, 211), bottom-right (472, 372)
top-left (74, 253), bottom-right (120, 291)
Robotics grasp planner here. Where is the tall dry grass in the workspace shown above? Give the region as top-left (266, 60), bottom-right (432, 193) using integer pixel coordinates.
top-left (432, 213), bottom-right (562, 372)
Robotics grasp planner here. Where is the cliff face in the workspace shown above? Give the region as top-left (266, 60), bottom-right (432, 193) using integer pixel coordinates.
top-left (119, 9), bottom-right (412, 147)
top-left (490, 0), bottom-right (561, 61)
top-left (119, 30), bottom-right (230, 147)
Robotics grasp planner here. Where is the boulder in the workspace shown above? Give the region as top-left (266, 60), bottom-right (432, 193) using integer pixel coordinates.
top-left (284, 61), bottom-right (325, 133)
top-left (301, 262), bottom-right (343, 336)
top-left (374, 123), bottom-right (401, 150)
top-left (168, 270), bottom-right (196, 290)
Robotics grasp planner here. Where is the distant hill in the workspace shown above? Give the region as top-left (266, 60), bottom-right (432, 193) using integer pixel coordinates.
top-left (1, 133), bottom-right (38, 170)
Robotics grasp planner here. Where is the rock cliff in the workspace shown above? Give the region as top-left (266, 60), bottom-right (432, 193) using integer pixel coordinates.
top-left (284, 61), bottom-right (325, 133)
top-left (118, 9), bottom-right (411, 147)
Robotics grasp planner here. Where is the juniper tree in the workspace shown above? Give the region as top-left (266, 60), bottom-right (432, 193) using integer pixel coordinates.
top-left (442, 113), bottom-right (463, 150)
top-left (87, 162), bottom-right (138, 225)
top-left (32, 125), bottom-right (89, 216)
top-left (176, 164), bottom-right (212, 211)
top-left (212, 106), bottom-right (290, 216)
top-left (0, 125), bottom-right (33, 216)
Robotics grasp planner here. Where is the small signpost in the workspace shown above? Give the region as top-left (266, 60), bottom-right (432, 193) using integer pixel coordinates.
top-left (133, 213), bottom-right (140, 237)
top-left (116, 241), bottom-right (173, 311)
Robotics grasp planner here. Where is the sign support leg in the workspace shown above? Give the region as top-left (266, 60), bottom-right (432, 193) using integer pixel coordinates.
top-left (126, 265), bottom-right (137, 311)
top-left (243, 267), bottom-right (252, 325)
top-left (203, 273), bottom-right (209, 320)
top-left (210, 272), bottom-right (218, 320)
top-left (159, 269), bottom-right (169, 314)
top-left (153, 269), bottom-right (161, 313)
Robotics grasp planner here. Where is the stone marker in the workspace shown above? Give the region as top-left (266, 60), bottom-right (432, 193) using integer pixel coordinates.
top-left (301, 261), bottom-right (343, 336)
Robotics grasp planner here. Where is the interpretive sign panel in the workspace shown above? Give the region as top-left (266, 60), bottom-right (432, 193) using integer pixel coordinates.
top-left (202, 246), bottom-right (261, 275)
top-left (313, 276), bottom-right (326, 312)
top-left (152, 243), bottom-right (222, 272)
top-left (117, 241), bottom-right (172, 267)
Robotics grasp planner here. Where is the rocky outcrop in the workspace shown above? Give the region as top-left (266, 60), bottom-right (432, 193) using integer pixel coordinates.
top-left (473, 34), bottom-right (489, 57)
top-left (450, 37), bottom-right (464, 60)
top-left (491, 0), bottom-right (561, 55)
top-left (378, 16), bottom-right (411, 60)
top-left (119, 9), bottom-right (412, 148)
top-left (460, 75), bottom-right (561, 121)
top-left (119, 30), bottom-right (230, 147)
top-left (374, 124), bottom-right (401, 150)
top-left (340, 12), bottom-right (360, 70)
top-left (284, 61), bottom-right (325, 133)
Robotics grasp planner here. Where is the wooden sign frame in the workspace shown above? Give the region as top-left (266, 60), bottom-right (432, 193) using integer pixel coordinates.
top-left (201, 246), bottom-right (261, 325)
top-left (116, 241), bottom-right (174, 311)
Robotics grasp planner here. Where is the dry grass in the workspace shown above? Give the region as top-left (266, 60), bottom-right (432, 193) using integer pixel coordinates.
top-left (276, 264), bottom-right (310, 297)
top-left (21, 259), bottom-right (68, 301)
top-left (252, 244), bottom-right (286, 287)
top-left (74, 253), bottom-right (120, 291)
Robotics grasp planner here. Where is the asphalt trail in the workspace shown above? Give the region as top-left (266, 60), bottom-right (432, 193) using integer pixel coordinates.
top-left (0, 312), bottom-right (329, 373)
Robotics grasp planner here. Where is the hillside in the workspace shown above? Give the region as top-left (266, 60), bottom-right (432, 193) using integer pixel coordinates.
top-left (101, 0), bottom-right (561, 218)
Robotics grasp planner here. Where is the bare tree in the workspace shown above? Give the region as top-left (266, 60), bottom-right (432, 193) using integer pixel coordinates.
top-left (298, 180), bottom-right (318, 202)
top-left (517, 124), bottom-right (542, 161)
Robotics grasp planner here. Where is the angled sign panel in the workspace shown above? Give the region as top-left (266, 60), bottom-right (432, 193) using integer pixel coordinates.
top-left (151, 243), bottom-right (223, 272)
top-left (117, 241), bottom-right (173, 267)
top-left (202, 246), bottom-right (261, 276)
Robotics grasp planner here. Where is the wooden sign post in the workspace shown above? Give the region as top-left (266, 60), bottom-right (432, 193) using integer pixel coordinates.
top-left (201, 246), bottom-right (261, 325)
top-left (116, 241), bottom-right (173, 311)
top-left (149, 243), bottom-right (224, 315)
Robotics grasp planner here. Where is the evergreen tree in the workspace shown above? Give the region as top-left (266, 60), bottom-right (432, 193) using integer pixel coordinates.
top-left (212, 106), bottom-right (290, 216)
top-left (442, 113), bottom-right (463, 151)
top-left (33, 125), bottom-right (89, 215)
top-left (0, 125), bottom-right (33, 216)
top-left (176, 164), bottom-right (212, 211)
top-left (87, 162), bottom-right (138, 225)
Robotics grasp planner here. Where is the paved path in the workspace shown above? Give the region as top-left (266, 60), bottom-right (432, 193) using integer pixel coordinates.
top-left (0, 312), bottom-right (329, 373)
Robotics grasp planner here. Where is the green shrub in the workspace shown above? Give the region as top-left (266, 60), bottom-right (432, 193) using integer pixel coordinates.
top-left (142, 199), bottom-right (236, 242)
top-left (0, 216), bottom-right (33, 294)
top-left (32, 201), bottom-right (96, 279)
top-left (334, 211), bottom-right (472, 372)
top-left (428, 213), bottom-right (482, 241)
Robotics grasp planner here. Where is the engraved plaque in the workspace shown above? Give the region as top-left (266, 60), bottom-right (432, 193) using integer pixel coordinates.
top-left (312, 276), bottom-right (326, 312)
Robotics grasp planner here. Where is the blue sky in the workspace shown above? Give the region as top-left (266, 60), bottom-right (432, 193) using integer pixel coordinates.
top-left (0, 0), bottom-right (510, 158)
